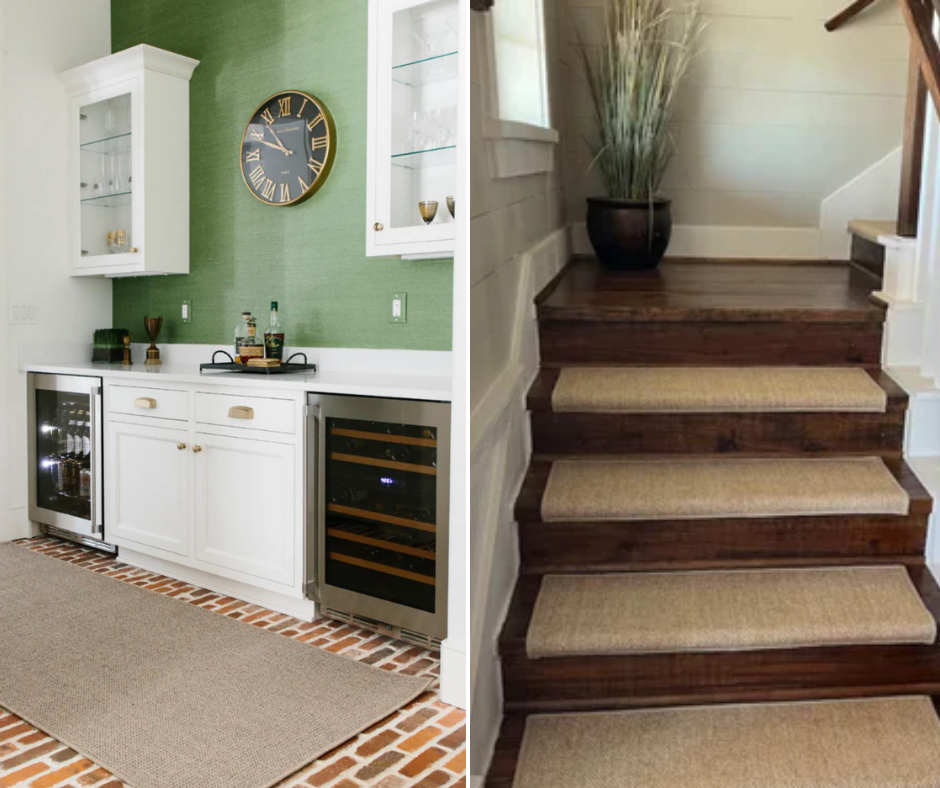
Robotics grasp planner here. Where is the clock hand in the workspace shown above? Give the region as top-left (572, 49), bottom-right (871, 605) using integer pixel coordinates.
top-left (258, 138), bottom-right (292, 153)
top-left (266, 126), bottom-right (292, 155)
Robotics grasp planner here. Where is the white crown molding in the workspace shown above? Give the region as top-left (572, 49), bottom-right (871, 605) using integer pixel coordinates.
top-left (57, 44), bottom-right (200, 92)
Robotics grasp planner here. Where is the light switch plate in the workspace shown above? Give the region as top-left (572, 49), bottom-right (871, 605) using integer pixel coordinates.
top-left (390, 292), bottom-right (407, 323)
top-left (182, 300), bottom-right (192, 324)
top-left (9, 301), bottom-right (37, 325)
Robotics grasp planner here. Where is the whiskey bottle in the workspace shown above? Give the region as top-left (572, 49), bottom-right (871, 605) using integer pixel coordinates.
top-left (240, 316), bottom-right (263, 362)
top-left (264, 301), bottom-right (285, 361)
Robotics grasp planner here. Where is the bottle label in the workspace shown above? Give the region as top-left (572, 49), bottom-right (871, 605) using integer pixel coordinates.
top-left (83, 435), bottom-right (91, 456)
top-left (66, 434), bottom-right (74, 454)
top-left (265, 333), bottom-right (285, 360)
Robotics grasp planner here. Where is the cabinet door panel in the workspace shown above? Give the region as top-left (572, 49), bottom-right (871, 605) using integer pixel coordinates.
top-left (194, 433), bottom-right (296, 587)
top-left (107, 420), bottom-right (190, 555)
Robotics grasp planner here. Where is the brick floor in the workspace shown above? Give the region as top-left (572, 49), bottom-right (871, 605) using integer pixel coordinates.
top-left (0, 538), bottom-right (466, 787)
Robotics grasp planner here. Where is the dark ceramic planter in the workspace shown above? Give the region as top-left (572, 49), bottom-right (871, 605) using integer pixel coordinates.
top-left (586, 197), bottom-right (673, 271)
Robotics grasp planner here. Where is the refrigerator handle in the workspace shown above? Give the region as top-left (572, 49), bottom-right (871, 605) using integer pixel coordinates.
top-left (90, 387), bottom-right (103, 534)
top-left (304, 399), bottom-right (321, 600)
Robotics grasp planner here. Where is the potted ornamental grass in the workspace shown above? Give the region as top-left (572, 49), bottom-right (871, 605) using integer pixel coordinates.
top-left (580, 0), bottom-right (704, 270)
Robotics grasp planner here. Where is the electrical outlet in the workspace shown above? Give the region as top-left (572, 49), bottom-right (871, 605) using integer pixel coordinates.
top-left (390, 292), bottom-right (407, 323)
top-left (182, 300), bottom-right (192, 324)
top-left (9, 301), bottom-right (37, 325)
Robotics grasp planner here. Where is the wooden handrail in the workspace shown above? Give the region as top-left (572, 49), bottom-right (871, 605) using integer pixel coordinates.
top-left (825, 0), bottom-right (881, 31)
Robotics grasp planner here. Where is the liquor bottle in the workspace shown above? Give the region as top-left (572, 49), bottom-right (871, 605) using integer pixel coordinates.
top-left (234, 312), bottom-right (251, 363)
top-left (264, 301), bottom-right (285, 361)
top-left (330, 486), bottom-right (368, 505)
top-left (79, 416), bottom-right (92, 498)
top-left (240, 316), bottom-right (263, 362)
top-left (54, 408), bottom-right (69, 493)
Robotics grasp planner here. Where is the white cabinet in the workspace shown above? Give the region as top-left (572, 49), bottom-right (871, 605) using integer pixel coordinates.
top-left (366, 0), bottom-right (460, 259)
top-left (57, 45), bottom-right (199, 277)
top-left (107, 420), bottom-right (191, 556)
top-left (194, 433), bottom-right (296, 586)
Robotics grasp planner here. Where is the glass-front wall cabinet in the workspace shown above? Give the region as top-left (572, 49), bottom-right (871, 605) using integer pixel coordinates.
top-left (368, 0), bottom-right (459, 258)
top-left (58, 45), bottom-right (199, 277)
top-left (79, 89), bottom-right (135, 262)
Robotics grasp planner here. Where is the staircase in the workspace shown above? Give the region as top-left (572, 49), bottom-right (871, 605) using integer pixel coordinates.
top-left (485, 257), bottom-right (940, 787)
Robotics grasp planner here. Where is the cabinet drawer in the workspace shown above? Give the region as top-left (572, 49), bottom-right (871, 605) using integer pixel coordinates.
top-left (108, 384), bottom-right (189, 421)
top-left (195, 392), bottom-right (295, 434)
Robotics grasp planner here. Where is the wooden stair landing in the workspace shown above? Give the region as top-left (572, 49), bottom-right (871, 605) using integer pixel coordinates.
top-left (538, 258), bottom-right (885, 366)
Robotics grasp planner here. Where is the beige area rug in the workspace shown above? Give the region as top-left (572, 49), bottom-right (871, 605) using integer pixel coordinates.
top-left (512, 697), bottom-right (940, 788)
top-left (551, 367), bottom-right (887, 413)
top-left (541, 457), bottom-right (909, 522)
top-left (0, 544), bottom-right (431, 788)
top-left (526, 566), bottom-right (937, 658)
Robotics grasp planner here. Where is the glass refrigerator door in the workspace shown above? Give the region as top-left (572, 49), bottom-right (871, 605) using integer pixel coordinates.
top-left (35, 389), bottom-right (92, 521)
top-left (324, 417), bottom-right (439, 614)
top-left (79, 91), bottom-right (134, 260)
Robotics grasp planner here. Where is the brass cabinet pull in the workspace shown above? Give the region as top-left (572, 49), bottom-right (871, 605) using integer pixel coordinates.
top-left (374, 222), bottom-right (384, 232)
top-left (192, 445), bottom-right (203, 453)
top-left (228, 406), bottom-right (254, 420)
top-left (177, 442), bottom-right (187, 451)
top-left (135, 397), bottom-right (157, 409)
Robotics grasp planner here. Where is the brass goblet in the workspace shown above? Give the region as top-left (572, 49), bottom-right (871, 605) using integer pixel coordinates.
top-left (419, 200), bottom-right (438, 225)
top-left (143, 316), bottom-right (163, 366)
top-left (446, 196), bottom-right (455, 218)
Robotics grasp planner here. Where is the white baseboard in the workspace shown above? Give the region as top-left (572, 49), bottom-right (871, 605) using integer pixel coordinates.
top-left (570, 221), bottom-right (823, 260)
top-left (117, 547), bottom-right (319, 621)
top-left (440, 639), bottom-right (468, 710)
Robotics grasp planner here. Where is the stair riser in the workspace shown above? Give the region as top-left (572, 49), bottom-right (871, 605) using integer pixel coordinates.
top-left (518, 515), bottom-right (928, 574)
top-left (501, 647), bottom-right (940, 713)
top-left (851, 233), bottom-right (886, 281)
top-left (538, 321), bottom-right (883, 367)
top-left (530, 410), bottom-right (905, 457)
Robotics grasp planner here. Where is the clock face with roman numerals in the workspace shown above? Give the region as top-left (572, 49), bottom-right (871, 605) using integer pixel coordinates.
top-left (240, 90), bottom-right (336, 206)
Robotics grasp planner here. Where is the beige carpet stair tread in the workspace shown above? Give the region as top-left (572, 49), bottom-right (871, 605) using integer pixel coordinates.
top-left (551, 367), bottom-right (887, 413)
top-left (526, 566), bottom-right (936, 658)
top-left (512, 697), bottom-right (940, 788)
top-left (541, 457), bottom-right (908, 522)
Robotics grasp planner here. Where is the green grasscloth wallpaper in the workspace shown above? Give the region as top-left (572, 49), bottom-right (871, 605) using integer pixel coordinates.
top-left (111, 0), bottom-right (453, 350)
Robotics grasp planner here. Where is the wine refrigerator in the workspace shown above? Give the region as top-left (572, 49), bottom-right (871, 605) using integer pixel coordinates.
top-left (307, 394), bottom-right (450, 646)
top-left (28, 373), bottom-right (109, 551)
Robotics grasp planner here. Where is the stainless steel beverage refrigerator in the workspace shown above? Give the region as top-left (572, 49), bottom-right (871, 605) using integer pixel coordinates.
top-left (307, 394), bottom-right (450, 648)
top-left (28, 373), bottom-right (108, 551)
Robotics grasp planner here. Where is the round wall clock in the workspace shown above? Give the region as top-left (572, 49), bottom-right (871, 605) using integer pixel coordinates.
top-left (240, 90), bottom-right (337, 206)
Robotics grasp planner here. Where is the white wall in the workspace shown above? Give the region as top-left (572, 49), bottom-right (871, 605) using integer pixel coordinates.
top-left (561, 0), bottom-right (909, 235)
top-left (469, 0), bottom-right (567, 778)
top-left (0, 0), bottom-right (112, 542)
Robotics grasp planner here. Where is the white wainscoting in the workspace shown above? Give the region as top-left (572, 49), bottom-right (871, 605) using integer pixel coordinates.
top-left (469, 227), bottom-right (568, 781)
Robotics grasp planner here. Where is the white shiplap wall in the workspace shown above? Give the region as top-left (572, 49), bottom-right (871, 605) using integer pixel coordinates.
top-left (561, 0), bottom-right (910, 229)
top-left (469, 0), bottom-right (568, 778)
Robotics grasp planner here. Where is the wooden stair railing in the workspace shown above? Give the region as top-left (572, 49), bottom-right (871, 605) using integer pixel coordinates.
top-left (825, 0), bottom-right (882, 31)
top-left (829, 0), bottom-right (938, 238)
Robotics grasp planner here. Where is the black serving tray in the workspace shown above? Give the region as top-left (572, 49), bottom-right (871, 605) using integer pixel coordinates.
top-left (199, 351), bottom-right (317, 376)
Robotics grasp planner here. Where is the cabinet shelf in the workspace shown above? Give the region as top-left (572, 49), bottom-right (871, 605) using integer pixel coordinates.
top-left (81, 191), bottom-right (132, 208)
top-left (331, 451), bottom-right (436, 476)
top-left (80, 132), bottom-right (132, 155)
top-left (328, 503), bottom-right (436, 533)
top-left (392, 51), bottom-right (458, 87)
top-left (329, 552), bottom-right (435, 586)
top-left (328, 527), bottom-right (436, 559)
top-left (391, 145), bottom-right (456, 170)
top-left (331, 426), bottom-right (436, 448)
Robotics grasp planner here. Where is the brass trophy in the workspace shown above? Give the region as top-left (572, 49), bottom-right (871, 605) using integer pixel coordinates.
top-left (122, 334), bottom-right (133, 366)
top-left (144, 317), bottom-right (163, 366)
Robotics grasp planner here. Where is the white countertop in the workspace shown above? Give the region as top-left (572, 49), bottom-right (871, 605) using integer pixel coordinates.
top-left (22, 360), bottom-right (453, 402)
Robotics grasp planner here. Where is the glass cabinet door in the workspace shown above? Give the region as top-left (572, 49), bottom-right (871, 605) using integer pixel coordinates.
top-left (323, 416), bottom-right (440, 614)
top-left (79, 90), bottom-right (134, 260)
top-left (376, 0), bottom-right (458, 246)
top-left (35, 389), bottom-right (92, 521)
